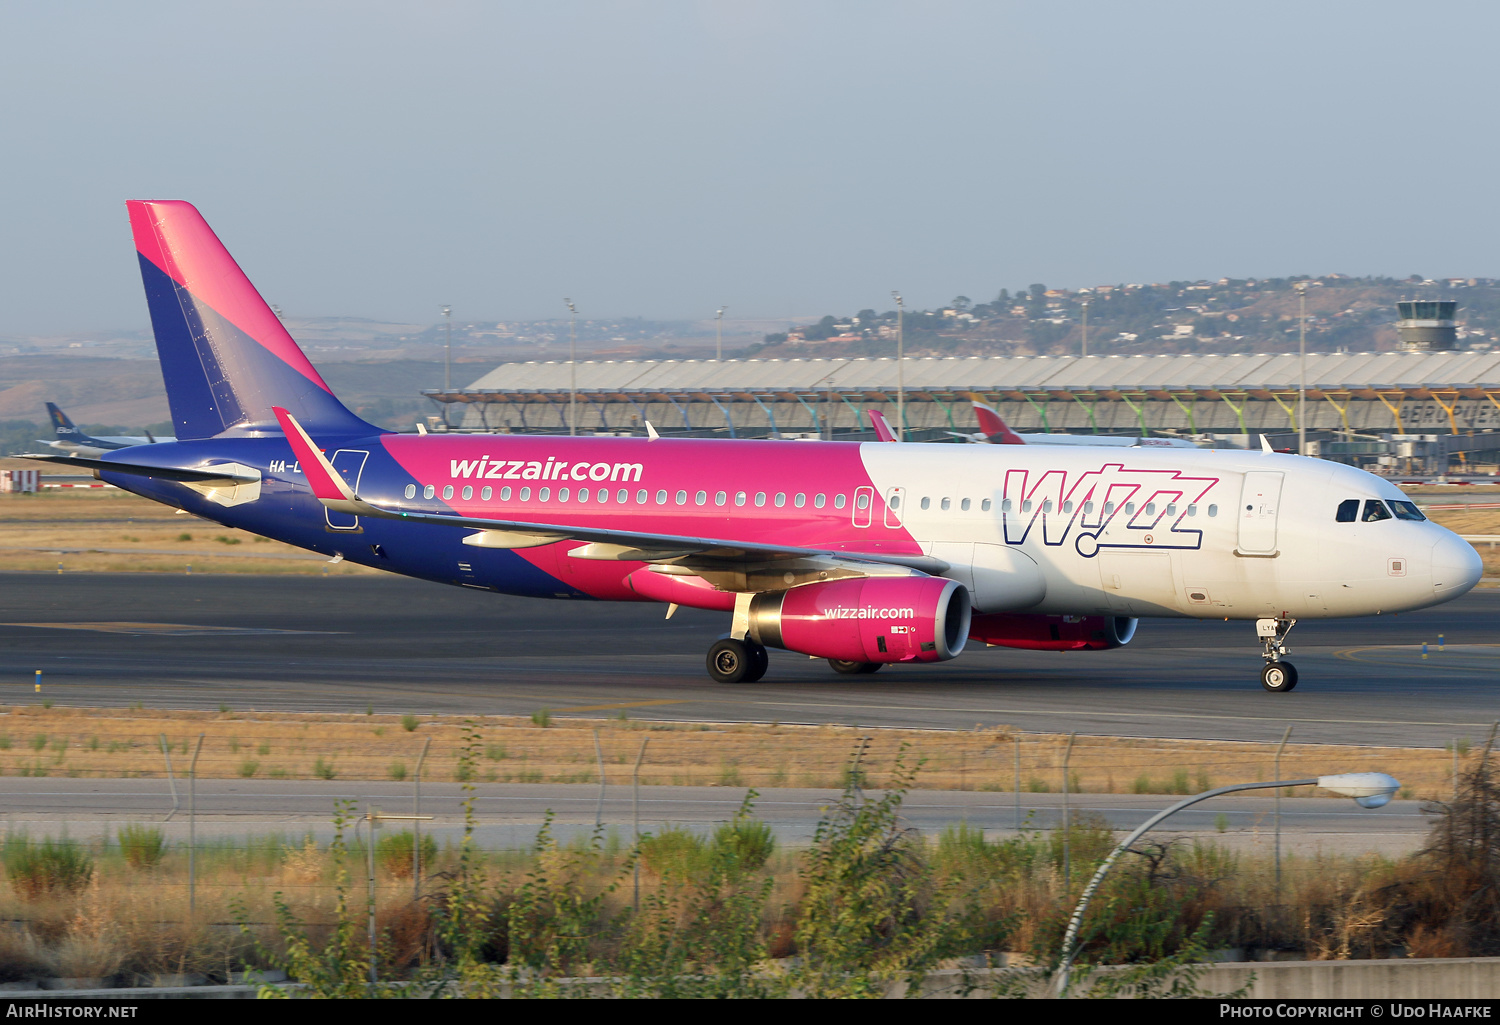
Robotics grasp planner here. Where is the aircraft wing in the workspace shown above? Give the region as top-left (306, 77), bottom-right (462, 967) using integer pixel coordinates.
top-left (272, 407), bottom-right (947, 576)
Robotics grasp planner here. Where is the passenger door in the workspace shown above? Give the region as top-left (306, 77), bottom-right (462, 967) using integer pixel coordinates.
top-left (325, 449), bottom-right (369, 531)
top-left (1236, 471), bottom-right (1283, 555)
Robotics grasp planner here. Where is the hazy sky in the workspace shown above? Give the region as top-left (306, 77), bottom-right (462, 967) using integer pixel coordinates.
top-left (4, 0), bottom-right (1499, 333)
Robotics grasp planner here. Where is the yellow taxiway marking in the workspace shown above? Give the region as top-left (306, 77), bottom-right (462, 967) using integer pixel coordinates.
top-left (0, 622), bottom-right (338, 636)
top-left (548, 699), bottom-right (686, 713)
top-left (1333, 644), bottom-right (1500, 672)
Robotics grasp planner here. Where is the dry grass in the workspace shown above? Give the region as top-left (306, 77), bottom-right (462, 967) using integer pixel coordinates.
top-left (0, 490), bottom-right (377, 575)
top-left (0, 704), bottom-right (1474, 798)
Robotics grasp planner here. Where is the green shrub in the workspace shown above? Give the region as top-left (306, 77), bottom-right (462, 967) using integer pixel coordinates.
top-left (388, 761), bottom-right (407, 781)
top-left (1132, 774), bottom-right (1153, 794)
top-left (640, 828), bottom-right (710, 879)
top-left (238, 759), bottom-right (260, 778)
top-left (485, 744), bottom-right (507, 761)
top-left (313, 757), bottom-right (337, 780)
top-left (3, 836), bottom-right (93, 897)
top-left (531, 708), bottom-right (552, 728)
top-left (28, 734), bottom-right (45, 752)
top-left (376, 830), bottom-right (437, 878)
top-left (401, 714), bottom-right (419, 732)
top-left (712, 817), bottom-right (775, 872)
top-left (1170, 768), bottom-right (1191, 795)
top-left (118, 824), bottom-right (165, 869)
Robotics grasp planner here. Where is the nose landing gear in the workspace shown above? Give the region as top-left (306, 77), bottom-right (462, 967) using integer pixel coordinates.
top-left (1257, 617), bottom-right (1298, 692)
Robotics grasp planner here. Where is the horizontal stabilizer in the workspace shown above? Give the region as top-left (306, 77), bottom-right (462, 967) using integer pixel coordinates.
top-left (15, 453), bottom-right (260, 484)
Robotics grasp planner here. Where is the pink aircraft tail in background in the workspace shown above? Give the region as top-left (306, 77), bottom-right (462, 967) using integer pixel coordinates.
top-left (867, 409), bottom-right (899, 442)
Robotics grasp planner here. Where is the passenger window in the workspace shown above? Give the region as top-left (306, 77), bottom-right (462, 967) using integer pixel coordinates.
top-left (1390, 500), bottom-right (1426, 521)
top-left (1104, 502), bottom-right (1114, 514)
top-left (1186, 504), bottom-right (1196, 516)
top-left (940, 497), bottom-right (950, 511)
top-left (1022, 501), bottom-right (1032, 513)
top-left (676, 490), bottom-right (688, 505)
top-left (539, 487), bottom-right (550, 501)
top-left (1042, 499), bottom-right (1052, 513)
top-left (961, 498), bottom-right (971, 511)
top-left (835, 494), bottom-right (847, 510)
top-left (814, 494), bottom-right (826, 509)
top-left (695, 490), bottom-right (707, 505)
top-left (920, 497), bottom-right (931, 510)
top-left (461, 485), bottom-right (473, 500)
top-left (618, 489), bottom-right (629, 503)
top-left (890, 494), bottom-right (902, 509)
top-left (774, 493), bottom-right (786, 507)
top-left (423, 484), bottom-right (435, 499)
top-left (481, 486), bottom-right (492, 500)
top-left (1125, 502), bottom-right (1135, 514)
top-left (981, 498), bottom-right (992, 511)
top-left (500, 486), bottom-right (512, 500)
top-left (755, 492), bottom-right (766, 507)
top-left (716, 491), bottom-right (727, 506)
top-left (655, 490), bottom-right (667, 504)
top-left (1336, 499), bottom-right (1359, 523)
top-left (1207, 504), bottom-right (1217, 517)
top-left (1001, 499), bottom-right (1013, 512)
top-left (1362, 500), bottom-right (1392, 522)
top-left (442, 485), bottom-right (454, 500)
top-left (794, 493), bottom-right (805, 508)
top-left (578, 488), bottom-right (589, 503)
top-left (736, 491), bottom-right (747, 506)
top-left (1144, 502), bottom-right (1155, 515)
top-left (519, 487), bottom-right (531, 501)
top-left (636, 489), bottom-right (648, 503)
top-left (558, 487), bottom-right (570, 502)
top-left (1165, 503), bottom-right (1175, 516)
top-left (1061, 500), bottom-right (1071, 513)
top-left (1084, 501), bottom-right (1094, 514)
top-left (855, 493), bottom-right (868, 510)
top-left (404, 484), bottom-right (416, 499)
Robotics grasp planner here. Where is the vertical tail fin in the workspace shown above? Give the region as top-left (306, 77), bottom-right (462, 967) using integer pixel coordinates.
top-left (45, 402), bottom-right (79, 439)
top-left (967, 393), bottom-right (1026, 445)
top-left (127, 200), bottom-right (377, 441)
top-left (867, 408), bottom-right (899, 442)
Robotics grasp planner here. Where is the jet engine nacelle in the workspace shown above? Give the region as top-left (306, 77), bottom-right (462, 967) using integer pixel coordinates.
top-left (968, 612), bottom-right (1137, 651)
top-left (748, 575), bottom-right (971, 663)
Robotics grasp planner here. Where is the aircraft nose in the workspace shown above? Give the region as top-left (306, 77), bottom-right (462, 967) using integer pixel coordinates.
top-left (1432, 533), bottom-right (1483, 601)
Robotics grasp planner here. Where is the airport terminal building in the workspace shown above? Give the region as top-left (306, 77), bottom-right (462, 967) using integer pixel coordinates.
top-left (424, 351), bottom-right (1500, 466)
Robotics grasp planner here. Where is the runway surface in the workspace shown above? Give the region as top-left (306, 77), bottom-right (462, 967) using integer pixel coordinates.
top-left (1, 573), bottom-right (1498, 748)
top-left (0, 778), bottom-right (1429, 857)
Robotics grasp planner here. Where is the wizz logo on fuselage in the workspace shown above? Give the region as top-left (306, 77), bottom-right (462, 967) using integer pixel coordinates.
top-left (1001, 464), bottom-right (1219, 558)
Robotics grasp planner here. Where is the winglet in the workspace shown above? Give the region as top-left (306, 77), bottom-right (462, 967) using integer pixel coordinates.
top-left (272, 406), bottom-right (361, 507)
top-left (645, 421), bottom-right (660, 440)
top-left (868, 409), bottom-right (899, 442)
top-left (1260, 434), bottom-right (1274, 454)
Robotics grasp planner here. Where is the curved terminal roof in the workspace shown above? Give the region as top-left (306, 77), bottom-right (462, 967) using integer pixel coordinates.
top-left (430, 350), bottom-right (1500, 401)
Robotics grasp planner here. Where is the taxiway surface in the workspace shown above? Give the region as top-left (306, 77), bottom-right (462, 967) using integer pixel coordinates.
top-left (1, 574), bottom-right (1497, 747)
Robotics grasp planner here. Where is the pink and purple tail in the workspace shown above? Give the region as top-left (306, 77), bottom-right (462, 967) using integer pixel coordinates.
top-left (128, 200), bottom-right (376, 441)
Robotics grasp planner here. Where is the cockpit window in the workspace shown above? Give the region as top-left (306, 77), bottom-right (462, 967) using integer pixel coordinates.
top-left (1389, 500), bottom-right (1426, 521)
top-left (1362, 499), bottom-right (1392, 522)
top-left (1335, 499), bottom-right (1359, 523)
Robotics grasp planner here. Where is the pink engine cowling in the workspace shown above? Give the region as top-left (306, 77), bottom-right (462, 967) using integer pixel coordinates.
top-left (968, 612), bottom-right (1137, 651)
top-left (747, 576), bottom-right (971, 663)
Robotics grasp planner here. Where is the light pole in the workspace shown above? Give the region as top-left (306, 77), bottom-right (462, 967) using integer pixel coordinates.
top-left (716, 306), bottom-right (727, 361)
top-left (1054, 772), bottom-right (1400, 996)
top-left (1080, 298), bottom-right (1090, 359)
top-left (565, 298), bottom-right (577, 436)
top-left (1296, 281), bottom-right (1308, 456)
top-left (440, 305), bottom-right (452, 429)
top-left (892, 291), bottom-right (905, 442)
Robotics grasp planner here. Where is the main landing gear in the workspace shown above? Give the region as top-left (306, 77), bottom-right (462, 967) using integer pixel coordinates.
top-left (707, 637), bottom-right (769, 684)
top-left (1257, 617), bottom-right (1298, 692)
top-left (828, 659), bottom-right (883, 675)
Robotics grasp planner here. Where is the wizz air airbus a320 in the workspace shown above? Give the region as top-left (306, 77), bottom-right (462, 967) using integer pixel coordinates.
top-left (25, 201), bottom-right (1483, 692)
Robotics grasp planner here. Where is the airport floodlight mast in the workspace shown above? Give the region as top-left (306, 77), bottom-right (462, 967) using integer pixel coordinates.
top-left (892, 290), bottom-right (905, 442)
top-left (1296, 281), bottom-right (1308, 456)
top-left (1080, 297), bottom-right (1089, 358)
top-left (565, 298), bottom-right (578, 436)
top-left (440, 305), bottom-right (452, 428)
top-left (716, 306), bottom-right (727, 361)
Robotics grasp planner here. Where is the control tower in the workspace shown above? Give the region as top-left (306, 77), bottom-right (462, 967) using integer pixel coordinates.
top-left (1396, 300), bottom-right (1458, 350)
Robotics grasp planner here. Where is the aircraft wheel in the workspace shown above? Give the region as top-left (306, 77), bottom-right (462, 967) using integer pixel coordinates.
top-left (1261, 661), bottom-right (1298, 693)
top-left (829, 659), bottom-right (883, 675)
top-left (708, 638), bottom-right (764, 684)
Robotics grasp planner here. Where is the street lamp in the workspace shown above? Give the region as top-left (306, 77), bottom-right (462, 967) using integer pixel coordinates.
top-left (1296, 281), bottom-right (1308, 456)
top-left (440, 305), bottom-right (452, 429)
top-left (716, 306), bottom-right (727, 361)
top-left (565, 298), bottom-right (577, 436)
top-left (1080, 297), bottom-right (1090, 359)
top-left (1054, 771), bottom-right (1400, 996)
top-left (892, 291), bottom-right (905, 442)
